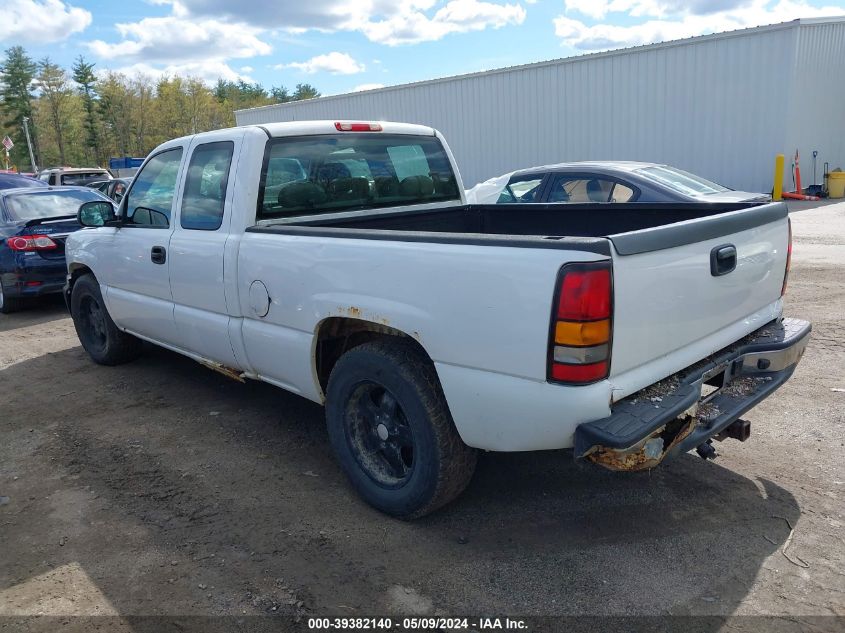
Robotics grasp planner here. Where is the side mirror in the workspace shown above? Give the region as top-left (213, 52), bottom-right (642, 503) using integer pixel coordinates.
top-left (78, 200), bottom-right (117, 227)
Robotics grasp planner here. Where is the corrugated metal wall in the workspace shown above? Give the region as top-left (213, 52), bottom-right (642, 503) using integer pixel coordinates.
top-left (236, 19), bottom-right (844, 192)
top-left (785, 20), bottom-right (845, 189)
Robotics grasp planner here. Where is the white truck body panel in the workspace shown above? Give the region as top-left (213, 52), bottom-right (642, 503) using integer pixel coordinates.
top-left (65, 121), bottom-right (795, 452)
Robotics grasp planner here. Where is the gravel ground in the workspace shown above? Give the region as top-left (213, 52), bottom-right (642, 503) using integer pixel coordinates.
top-left (1, 202), bottom-right (843, 631)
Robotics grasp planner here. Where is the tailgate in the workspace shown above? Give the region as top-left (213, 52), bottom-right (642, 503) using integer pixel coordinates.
top-left (607, 203), bottom-right (789, 398)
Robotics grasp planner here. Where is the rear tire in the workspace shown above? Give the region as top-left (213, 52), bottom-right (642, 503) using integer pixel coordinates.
top-left (0, 283), bottom-right (22, 314)
top-left (70, 274), bottom-right (142, 365)
top-left (326, 339), bottom-right (477, 519)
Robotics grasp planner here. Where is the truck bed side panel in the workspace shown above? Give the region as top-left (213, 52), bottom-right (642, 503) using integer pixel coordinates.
top-left (235, 233), bottom-right (607, 426)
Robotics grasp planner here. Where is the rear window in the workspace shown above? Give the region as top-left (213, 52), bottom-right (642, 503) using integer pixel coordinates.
top-left (4, 189), bottom-right (105, 221)
top-left (61, 172), bottom-right (109, 186)
top-left (0, 174), bottom-right (45, 190)
top-left (257, 134), bottom-right (460, 219)
top-left (635, 166), bottom-right (729, 196)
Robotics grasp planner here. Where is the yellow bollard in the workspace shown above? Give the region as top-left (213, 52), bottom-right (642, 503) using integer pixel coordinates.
top-left (773, 154), bottom-right (784, 200)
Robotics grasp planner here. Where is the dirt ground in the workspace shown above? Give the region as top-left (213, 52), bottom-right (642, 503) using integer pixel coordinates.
top-left (1, 202), bottom-right (843, 632)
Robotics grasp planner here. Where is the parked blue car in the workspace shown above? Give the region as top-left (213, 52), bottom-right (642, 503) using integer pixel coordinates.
top-left (0, 186), bottom-right (111, 313)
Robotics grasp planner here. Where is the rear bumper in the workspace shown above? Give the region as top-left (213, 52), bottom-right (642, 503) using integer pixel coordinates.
top-left (574, 317), bottom-right (811, 470)
top-left (1, 266), bottom-right (67, 298)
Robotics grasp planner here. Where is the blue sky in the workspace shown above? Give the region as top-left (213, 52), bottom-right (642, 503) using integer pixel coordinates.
top-left (2, 0), bottom-right (844, 95)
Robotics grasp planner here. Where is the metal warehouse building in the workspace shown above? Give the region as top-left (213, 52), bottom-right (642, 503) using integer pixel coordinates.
top-left (236, 17), bottom-right (845, 192)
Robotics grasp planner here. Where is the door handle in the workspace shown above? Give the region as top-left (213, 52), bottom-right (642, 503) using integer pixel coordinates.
top-left (710, 244), bottom-right (737, 276)
top-left (151, 245), bottom-right (167, 265)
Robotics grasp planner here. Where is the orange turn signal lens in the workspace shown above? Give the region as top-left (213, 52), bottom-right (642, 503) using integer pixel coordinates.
top-left (554, 319), bottom-right (610, 346)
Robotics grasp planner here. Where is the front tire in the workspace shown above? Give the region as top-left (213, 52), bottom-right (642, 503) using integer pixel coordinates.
top-left (326, 339), bottom-right (477, 518)
top-left (70, 274), bottom-right (142, 365)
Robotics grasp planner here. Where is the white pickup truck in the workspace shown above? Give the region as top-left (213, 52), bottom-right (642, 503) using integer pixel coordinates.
top-left (64, 121), bottom-right (810, 518)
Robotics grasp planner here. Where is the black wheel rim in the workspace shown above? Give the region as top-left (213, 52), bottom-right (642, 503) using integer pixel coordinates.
top-left (345, 382), bottom-right (414, 487)
top-left (79, 295), bottom-right (107, 351)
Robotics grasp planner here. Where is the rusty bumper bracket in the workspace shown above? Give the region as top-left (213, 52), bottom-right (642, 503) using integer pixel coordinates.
top-left (574, 317), bottom-right (811, 471)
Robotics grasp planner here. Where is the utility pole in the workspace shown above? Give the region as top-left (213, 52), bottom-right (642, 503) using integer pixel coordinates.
top-left (22, 117), bottom-right (38, 173)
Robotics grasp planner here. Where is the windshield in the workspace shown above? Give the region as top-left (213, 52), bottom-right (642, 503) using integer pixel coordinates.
top-left (258, 134), bottom-right (460, 219)
top-left (636, 165), bottom-right (730, 196)
top-left (4, 189), bottom-right (105, 221)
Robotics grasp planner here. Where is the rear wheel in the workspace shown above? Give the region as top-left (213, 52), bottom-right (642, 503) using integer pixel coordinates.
top-left (70, 274), bottom-right (142, 365)
top-left (0, 283), bottom-right (22, 314)
top-left (326, 339), bottom-right (477, 518)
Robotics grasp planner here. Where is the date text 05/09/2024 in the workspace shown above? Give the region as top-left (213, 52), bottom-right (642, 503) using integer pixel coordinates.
top-left (307, 617), bottom-right (529, 630)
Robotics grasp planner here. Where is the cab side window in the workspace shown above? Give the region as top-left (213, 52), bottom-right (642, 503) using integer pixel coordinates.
top-left (123, 148), bottom-right (183, 228)
top-left (180, 142), bottom-right (234, 231)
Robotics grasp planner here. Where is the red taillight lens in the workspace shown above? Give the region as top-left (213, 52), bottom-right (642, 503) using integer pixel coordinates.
top-left (549, 262), bottom-right (613, 385)
top-left (334, 122), bottom-right (383, 132)
top-left (7, 235), bottom-right (58, 251)
top-left (781, 218), bottom-right (792, 296)
top-left (551, 361), bottom-right (609, 383)
top-left (557, 268), bottom-right (611, 320)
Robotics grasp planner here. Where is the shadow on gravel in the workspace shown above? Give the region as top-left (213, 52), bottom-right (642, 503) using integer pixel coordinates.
top-left (1, 344), bottom-right (802, 628)
top-left (0, 295), bottom-right (68, 333)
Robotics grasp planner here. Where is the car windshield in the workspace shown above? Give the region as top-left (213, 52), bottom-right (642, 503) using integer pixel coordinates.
top-left (4, 189), bottom-right (105, 221)
top-left (635, 165), bottom-right (730, 196)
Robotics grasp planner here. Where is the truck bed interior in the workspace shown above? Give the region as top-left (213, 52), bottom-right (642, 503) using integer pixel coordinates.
top-left (282, 202), bottom-right (766, 238)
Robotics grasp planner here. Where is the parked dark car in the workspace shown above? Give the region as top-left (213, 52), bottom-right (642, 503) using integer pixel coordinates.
top-left (86, 177), bottom-right (131, 203)
top-left (0, 172), bottom-right (48, 190)
top-left (0, 186), bottom-right (112, 313)
top-left (466, 161), bottom-right (770, 204)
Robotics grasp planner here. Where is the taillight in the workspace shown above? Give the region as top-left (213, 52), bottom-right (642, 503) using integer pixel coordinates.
top-left (781, 218), bottom-right (792, 296)
top-left (334, 122), bottom-right (383, 132)
top-left (548, 261), bottom-right (612, 385)
top-left (6, 235), bottom-right (58, 251)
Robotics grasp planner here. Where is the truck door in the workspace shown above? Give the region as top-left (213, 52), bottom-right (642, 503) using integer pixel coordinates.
top-left (168, 134), bottom-right (242, 367)
top-left (103, 147), bottom-right (184, 345)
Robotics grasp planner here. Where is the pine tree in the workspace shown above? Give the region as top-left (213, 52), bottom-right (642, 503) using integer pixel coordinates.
top-left (293, 83), bottom-right (320, 100)
top-left (0, 46), bottom-right (38, 170)
top-left (72, 56), bottom-right (101, 165)
top-left (271, 86), bottom-right (291, 103)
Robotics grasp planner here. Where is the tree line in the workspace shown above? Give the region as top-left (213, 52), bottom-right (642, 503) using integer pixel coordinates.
top-left (0, 46), bottom-right (320, 172)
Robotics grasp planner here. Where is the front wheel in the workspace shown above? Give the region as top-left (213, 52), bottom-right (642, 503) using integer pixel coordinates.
top-left (326, 339), bottom-right (477, 518)
top-left (70, 274), bottom-right (142, 365)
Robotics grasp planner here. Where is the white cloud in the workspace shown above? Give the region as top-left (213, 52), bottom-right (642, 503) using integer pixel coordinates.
top-left (0, 0), bottom-right (91, 43)
top-left (557, 0), bottom-right (845, 50)
top-left (358, 0), bottom-right (527, 45)
top-left (278, 52), bottom-right (366, 74)
top-left (87, 0), bottom-right (528, 84)
top-left (88, 16), bottom-right (270, 63)
top-left (353, 82), bottom-right (386, 91)
top-left (109, 60), bottom-right (254, 84)
top-left (147, 0), bottom-right (527, 45)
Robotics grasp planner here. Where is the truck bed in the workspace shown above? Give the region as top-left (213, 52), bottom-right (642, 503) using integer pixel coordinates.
top-left (250, 201), bottom-right (785, 256)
